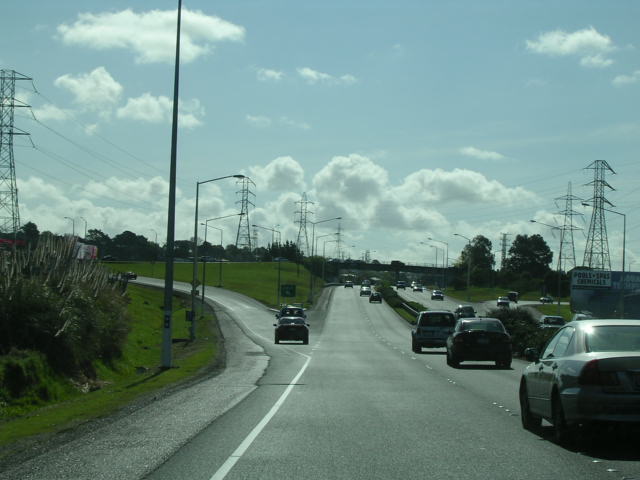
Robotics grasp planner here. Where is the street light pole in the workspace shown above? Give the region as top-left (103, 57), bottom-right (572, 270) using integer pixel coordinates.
top-left (64, 216), bottom-right (75, 236)
top-left (79, 216), bottom-right (87, 239)
top-left (530, 219), bottom-right (564, 315)
top-left (308, 216), bottom-right (341, 303)
top-left (191, 174), bottom-right (245, 340)
top-left (428, 237), bottom-right (448, 289)
top-left (454, 233), bottom-right (472, 301)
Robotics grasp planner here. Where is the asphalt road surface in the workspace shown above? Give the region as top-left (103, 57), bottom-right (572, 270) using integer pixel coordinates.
top-left (4, 283), bottom-right (639, 480)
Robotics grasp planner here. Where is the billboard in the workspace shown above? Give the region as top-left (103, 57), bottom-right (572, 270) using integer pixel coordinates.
top-left (571, 268), bottom-right (640, 318)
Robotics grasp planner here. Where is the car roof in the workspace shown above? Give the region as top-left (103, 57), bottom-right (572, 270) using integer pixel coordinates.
top-left (566, 319), bottom-right (640, 329)
top-left (419, 310), bottom-right (453, 315)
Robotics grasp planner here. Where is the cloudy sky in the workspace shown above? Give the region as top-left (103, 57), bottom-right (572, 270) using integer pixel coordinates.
top-left (2, 0), bottom-right (640, 268)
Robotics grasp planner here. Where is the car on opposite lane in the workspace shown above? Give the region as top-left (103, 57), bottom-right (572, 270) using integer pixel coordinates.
top-left (369, 292), bottom-right (382, 303)
top-left (519, 319), bottom-right (640, 445)
top-left (412, 285), bottom-right (424, 292)
top-left (123, 271), bottom-right (137, 280)
top-left (540, 295), bottom-right (554, 304)
top-left (497, 296), bottom-right (510, 307)
top-left (274, 316), bottom-right (309, 344)
top-left (360, 286), bottom-right (372, 296)
top-left (411, 310), bottom-right (456, 353)
top-left (431, 290), bottom-right (444, 300)
top-left (446, 318), bottom-right (512, 368)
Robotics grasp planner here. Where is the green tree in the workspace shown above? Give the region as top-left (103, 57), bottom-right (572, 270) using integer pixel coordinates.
top-left (86, 229), bottom-right (112, 258)
top-left (503, 234), bottom-right (553, 279)
top-left (457, 235), bottom-right (495, 287)
top-left (18, 221), bottom-right (40, 248)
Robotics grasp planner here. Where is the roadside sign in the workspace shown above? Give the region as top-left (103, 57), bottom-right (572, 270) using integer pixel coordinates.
top-left (571, 269), bottom-right (612, 289)
top-left (281, 284), bottom-right (296, 297)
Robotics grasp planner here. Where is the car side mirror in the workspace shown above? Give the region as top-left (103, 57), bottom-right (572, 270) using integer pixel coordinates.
top-left (524, 348), bottom-right (539, 363)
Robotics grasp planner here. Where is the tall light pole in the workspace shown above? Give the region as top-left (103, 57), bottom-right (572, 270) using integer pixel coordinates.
top-left (454, 233), bottom-right (472, 301)
top-left (308, 216), bottom-right (341, 303)
top-left (149, 228), bottom-right (158, 277)
top-left (79, 216), bottom-right (87, 239)
top-left (430, 245), bottom-right (444, 287)
top-left (530, 219), bottom-right (564, 315)
top-left (428, 237), bottom-right (448, 289)
top-left (200, 213), bottom-right (242, 309)
top-left (190, 174), bottom-right (245, 340)
top-left (322, 239), bottom-right (338, 282)
top-left (63, 216), bottom-right (75, 236)
top-left (162, 0), bottom-right (183, 369)
top-left (581, 203), bottom-right (627, 317)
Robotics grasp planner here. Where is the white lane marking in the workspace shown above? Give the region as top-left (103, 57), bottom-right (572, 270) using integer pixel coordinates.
top-left (209, 355), bottom-right (312, 480)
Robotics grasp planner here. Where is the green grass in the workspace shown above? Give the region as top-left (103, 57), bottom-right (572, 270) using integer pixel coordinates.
top-left (109, 261), bottom-right (322, 307)
top-left (0, 284), bottom-right (218, 448)
top-left (445, 286), bottom-right (568, 304)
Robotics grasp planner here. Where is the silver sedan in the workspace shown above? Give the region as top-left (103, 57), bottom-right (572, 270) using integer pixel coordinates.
top-left (519, 319), bottom-right (640, 444)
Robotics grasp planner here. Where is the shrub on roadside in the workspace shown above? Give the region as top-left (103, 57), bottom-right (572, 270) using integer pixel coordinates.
top-left (486, 307), bottom-right (556, 356)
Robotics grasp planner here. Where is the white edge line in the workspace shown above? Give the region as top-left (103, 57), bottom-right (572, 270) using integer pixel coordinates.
top-left (209, 356), bottom-right (311, 480)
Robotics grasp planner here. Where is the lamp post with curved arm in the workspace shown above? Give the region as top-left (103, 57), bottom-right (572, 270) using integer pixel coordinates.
top-left (308, 216), bottom-right (342, 303)
top-left (190, 174), bottom-right (245, 341)
top-left (63, 216), bottom-right (75, 237)
top-left (428, 237), bottom-right (448, 288)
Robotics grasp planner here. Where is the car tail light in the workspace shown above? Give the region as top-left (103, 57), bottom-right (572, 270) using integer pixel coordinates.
top-left (578, 360), bottom-right (620, 386)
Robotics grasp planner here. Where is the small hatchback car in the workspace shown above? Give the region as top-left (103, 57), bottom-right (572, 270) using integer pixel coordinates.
top-left (411, 311), bottom-right (456, 352)
top-left (446, 318), bottom-right (512, 368)
top-left (274, 316), bottom-right (309, 344)
top-left (431, 290), bottom-right (444, 300)
top-left (369, 292), bottom-right (382, 303)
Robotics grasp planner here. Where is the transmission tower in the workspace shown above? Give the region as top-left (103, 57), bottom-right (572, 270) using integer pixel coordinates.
top-left (235, 177), bottom-right (255, 250)
top-left (0, 70), bottom-right (31, 235)
top-left (582, 160), bottom-right (615, 270)
top-left (555, 182), bottom-right (582, 271)
top-left (294, 192), bottom-right (313, 255)
top-left (499, 233), bottom-right (511, 270)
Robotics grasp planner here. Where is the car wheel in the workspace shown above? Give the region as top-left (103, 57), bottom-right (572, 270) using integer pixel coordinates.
top-left (303, 335), bottom-right (309, 345)
top-left (447, 350), bottom-right (459, 368)
top-left (552, 392), bottom-right (572, 445)
top-left (411, 339), bottom-right (420, 354)
top-left (274, 335), bottom-right (279, 344)
top-left (519, 380), bottom-right (541, 431)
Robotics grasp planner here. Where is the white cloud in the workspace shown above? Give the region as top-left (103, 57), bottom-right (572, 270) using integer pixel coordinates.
top-left (54, 67), bottom-right (123, 110)
top-left (247, 156), bottom-right (306, 193)
top-left (297, 67), bottom-right (358, 85)
top-left (32, 103), bottom-right (73, 121)
top-left (117, 93), bottom-right (204, 128)
top-left (526, 27), bottom-right (615, 68)
top-left (257, 68), bottom-right (284, 82)
top-left (57, 8), bottom-right (245, 64)
top-left (246, 114), bottom-right (272, 128)
top-left (459, 146), bottom-right (505, 161)
top-left (279, 116), bottom-right (311, 130)
top-left (612, 70), bottom-right (640, 87)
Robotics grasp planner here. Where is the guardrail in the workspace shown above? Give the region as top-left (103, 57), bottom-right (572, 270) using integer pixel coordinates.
top-left (401, 302), bottom-right (419, 317)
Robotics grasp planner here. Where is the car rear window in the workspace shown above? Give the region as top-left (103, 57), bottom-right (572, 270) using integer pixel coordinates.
top-left (461, 321), bottom-right (505, 332)
top-left (418, 313), bottom-right (455, 327)
top-left (585, 326), bottom-right (640, 352)
top-left (279, 317), bottom-right (305, 325)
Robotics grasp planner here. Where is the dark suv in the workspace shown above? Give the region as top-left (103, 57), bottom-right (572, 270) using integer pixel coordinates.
top-left (411, 310), bottom-right (456, 352)
top-left (274, 316), bottom-right (309, 344)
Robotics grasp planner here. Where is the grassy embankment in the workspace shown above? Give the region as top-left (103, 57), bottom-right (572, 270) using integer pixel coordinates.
top-left (445, 286), bottom-right (568, 304)
top-left (1, 261), bottom-right (320, 450)
top-left (0, 284), bottom-right (217, 449)
top-left (110, 261), bottom-right (319, 308)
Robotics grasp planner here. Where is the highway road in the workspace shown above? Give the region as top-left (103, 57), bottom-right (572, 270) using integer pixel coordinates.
top-left (3, 283), bottom-right (639, 480)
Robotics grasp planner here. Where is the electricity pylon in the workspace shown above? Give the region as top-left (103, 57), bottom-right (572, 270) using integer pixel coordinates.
top-left (582, 160), bottom-right (615, 270)
top-left (555, 182), bottom-right (582, 271)
top-left (294, 192), bottom-right (313, 255)
top-left (235, 177), bottom-right (255, 250)
top-left (0, 70), bottom-right (31, 235)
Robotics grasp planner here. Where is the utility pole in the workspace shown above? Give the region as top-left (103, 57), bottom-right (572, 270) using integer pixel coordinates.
top-left (583, 160), bottom-right (615, 270)
top-left (235, 177), bottom-right (255, 250)
top-left (499, 233), bottom-right (511, 271)
top-left (294, 192), bottom-right (313, 255)
top-left (0, 70), bottom-right (31, 236)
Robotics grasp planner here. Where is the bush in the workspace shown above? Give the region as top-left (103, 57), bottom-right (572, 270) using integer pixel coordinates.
top-left (486, 307), bottom-right (556, 356)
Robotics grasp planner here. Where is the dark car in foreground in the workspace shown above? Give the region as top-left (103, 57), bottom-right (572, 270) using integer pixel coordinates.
top-left (411, 311), bottom-right (456, 352)
top-left (369, 292), bottom-right (382, 303)
top-left (274, 316), bottom-right (309, 344)
top-left (446, 318), bottom-right (512, 368)
top-left (519, 319), bottom-right (640, 445)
